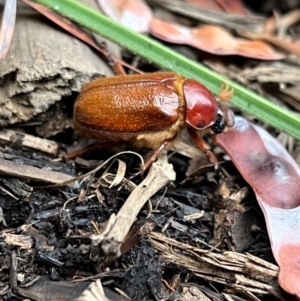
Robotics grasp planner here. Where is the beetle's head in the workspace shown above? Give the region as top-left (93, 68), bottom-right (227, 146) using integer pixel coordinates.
top-left (183, 79), bottom-right (234, 134)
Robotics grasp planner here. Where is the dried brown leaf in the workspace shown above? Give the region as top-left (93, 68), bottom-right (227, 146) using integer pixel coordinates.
top-left (150, 20), bottom-right (285, 60)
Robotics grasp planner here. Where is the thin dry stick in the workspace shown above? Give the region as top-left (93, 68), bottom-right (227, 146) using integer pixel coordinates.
top-left (90, 153), bottom-right (176, 257)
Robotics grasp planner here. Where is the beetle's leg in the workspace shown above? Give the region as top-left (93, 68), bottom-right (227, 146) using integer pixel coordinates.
top-left (128, 140), bottom-right (172, 180)
top-left (187, 127), bottom-right (219, 169)
top-left (67, 141), bottom-right (99, 159)
top-left (67, 141), bottom-right (126, 159)
top-left (142, 140), bottom-right (172, 172)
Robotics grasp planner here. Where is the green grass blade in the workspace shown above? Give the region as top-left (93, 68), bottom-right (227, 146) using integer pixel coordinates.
top-left (31, 0), bottom-right (300, 139)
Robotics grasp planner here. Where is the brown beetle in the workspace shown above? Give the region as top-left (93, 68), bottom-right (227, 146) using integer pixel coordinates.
top-left (74, 72), bottom-right (234, 171)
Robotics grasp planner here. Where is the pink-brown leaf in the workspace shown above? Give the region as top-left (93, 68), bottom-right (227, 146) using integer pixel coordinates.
top-left (150, 19), bottom-right (192, 44)
top-left (150, 20), bottom-right (285, 60)
top-left (0, 0), bottom-right (17, 61)
top-left (216, 116), bottom-right (300, 299)
top-left (97, 0), bottom-right (152, 33)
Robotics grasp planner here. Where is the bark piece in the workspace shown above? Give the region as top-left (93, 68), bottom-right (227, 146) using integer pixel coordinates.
top-left (180, 286), bottom-right (212, 301)
top-left (0, 1), bottom-right (112, 128)
top-left (223, 210), bottom-right (255, 252)
top-left (0, 177), bottom-right (32, 199)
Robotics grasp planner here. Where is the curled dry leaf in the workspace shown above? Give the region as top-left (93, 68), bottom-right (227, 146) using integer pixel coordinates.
top-left (216, 116), bottom-right (300, 299)
top-left (108, 159), bottom-right (126, 188)
top-left (150, 20), bottom-right (285, 60)
top-left (97, 0), bottom-right (153, 33)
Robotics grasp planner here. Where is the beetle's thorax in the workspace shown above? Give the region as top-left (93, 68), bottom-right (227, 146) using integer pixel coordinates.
top-left (182, 80), bottom-right (219, 131)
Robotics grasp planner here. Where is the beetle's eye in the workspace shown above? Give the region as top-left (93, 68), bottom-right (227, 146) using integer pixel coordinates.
top-left (211, 112), bottom-right (226, 134)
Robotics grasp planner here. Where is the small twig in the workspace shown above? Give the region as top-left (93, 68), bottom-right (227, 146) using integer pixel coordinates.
top-left (91, 220), bottom-right (101, 235)
top-left (90, 153), bottom-right (176, 257)
top-left (71, 269), bottom-right (128, 283)
top-left (9, 251), bottom-right (18, 292)
top-left (161, 279), bottom-right (175, 293)
top-left (0, 129), bottom-right (59, 155)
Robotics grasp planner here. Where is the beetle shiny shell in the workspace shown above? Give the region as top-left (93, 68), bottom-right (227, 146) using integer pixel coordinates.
top-left (74, 72), bottom-right (234, 169)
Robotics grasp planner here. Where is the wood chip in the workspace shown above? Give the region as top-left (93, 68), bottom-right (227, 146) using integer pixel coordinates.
top-left (0, 1), bottom-right (112, 128)
top-left (4, 234), bottom-right (33, 249)
top-left (0, 158), bottom-right (73, 184)
top-left (0, 129), bottom-right (59, 155)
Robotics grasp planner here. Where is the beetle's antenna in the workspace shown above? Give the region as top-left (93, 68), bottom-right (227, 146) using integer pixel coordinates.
top-left (218, 83), bottom-right (234, 103)
top-left (218, 84), bottom-right (235, 128)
